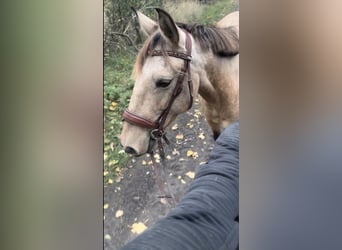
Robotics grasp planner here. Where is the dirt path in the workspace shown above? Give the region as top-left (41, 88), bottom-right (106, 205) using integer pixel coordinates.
top-left (104, 100), bottom-right (215, 249)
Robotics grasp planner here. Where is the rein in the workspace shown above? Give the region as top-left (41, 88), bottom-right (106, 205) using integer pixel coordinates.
top-left (123, 31), bottom-right (193, 159)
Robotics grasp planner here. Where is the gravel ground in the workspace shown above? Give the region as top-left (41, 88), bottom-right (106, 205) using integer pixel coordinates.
top-left (104, 100), bottom-right (215, 249)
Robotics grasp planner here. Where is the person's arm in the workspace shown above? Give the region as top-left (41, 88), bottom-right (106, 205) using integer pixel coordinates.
top-left (121, 121), bottom-right (239, 250)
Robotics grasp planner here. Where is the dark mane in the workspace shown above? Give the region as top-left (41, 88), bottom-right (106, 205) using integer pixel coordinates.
top-left (177, 23), bottom-right (239, 57)
top-left (133, 23), bottom-right (239, 77)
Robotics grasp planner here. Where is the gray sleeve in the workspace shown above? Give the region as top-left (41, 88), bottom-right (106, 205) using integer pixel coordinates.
top-left (121, 121), bottom-right (239, 250)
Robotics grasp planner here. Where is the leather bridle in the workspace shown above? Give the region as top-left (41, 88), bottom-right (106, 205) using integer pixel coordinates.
top-left (123, 31), bottom-right (193, 158)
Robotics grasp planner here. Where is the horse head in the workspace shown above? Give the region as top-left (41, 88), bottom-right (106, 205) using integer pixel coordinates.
top-left (120, 8), bottom-right (198, 156)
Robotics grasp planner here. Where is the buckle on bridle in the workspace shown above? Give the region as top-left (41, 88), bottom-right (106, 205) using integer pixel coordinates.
top-left (150, 129), bottom-right (165, 140)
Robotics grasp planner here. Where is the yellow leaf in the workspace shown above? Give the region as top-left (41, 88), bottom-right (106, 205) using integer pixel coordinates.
top-left (185, 171), bottom-right (195, 179)
top-left (115, 210), bottom-right (124, 218)
top-left (181, 179), bottom-right (186, 184)
top-left (171, 124), bottom-right (178, 130)
top-left (109, 160), bottom-right (119, 166)
top-left (186, 123), bottom-right (194, 128)
top-left (176, 133), bottom-right (184, 140)
top-left (104, 203), bottom-right (109, 209)
top-left (142, 160), bottom-right (147, 165)
top-left (198, 133), bottom-right (205, 140)
top-left (111, 102), bottom-right (117, 108)
top-left (108, 179), bottom-right (113, 184)
top-left (104, 234), bottom-right (111, 240)
top-left (187, 150), bottom-right (194, 157)
top-left (103, 171), bottom-right (109, 176)
top-left (131, 222), bottom-right (147, 234)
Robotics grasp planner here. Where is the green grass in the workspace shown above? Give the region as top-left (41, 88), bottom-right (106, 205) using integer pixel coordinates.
top-left (104, 53), bottom-right (134, 183)
top-left (200, 0), bottom-right (237, 25)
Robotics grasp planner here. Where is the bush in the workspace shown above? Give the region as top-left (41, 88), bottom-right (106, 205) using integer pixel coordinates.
top-left (164, 0), bottom-right (204, 23)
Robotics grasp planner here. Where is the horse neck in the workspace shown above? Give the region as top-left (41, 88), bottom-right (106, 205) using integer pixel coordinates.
top-left (192, 48), bottom-right (239, 109)
top-left (192, 49), bottom-right (222, 104)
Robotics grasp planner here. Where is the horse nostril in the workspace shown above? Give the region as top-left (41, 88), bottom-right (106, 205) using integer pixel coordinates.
top-left (124, 146), bottom-right (137, 155)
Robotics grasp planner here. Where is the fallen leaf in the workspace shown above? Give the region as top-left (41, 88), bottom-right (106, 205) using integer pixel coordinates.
top-left (109, 160), bottom-right (119, 166)
top-left (171, 124), bottom-right (178, 130)
top-left (104, 234), bottom-right (111, 240)
top-left (176, 133), bottom-right (184, 140)
top-left (187, 150), bottom-right (194, 157)
top-left (186, 123), bottom-right (194, 128)
top-left (111, 102), bottom-right (117, 108)
top-left (198, 133), bottom-right (205, 140)
top-left (115, 210), bottom-right (124, 218)
top-left (166, 155), bottom-right (171, 160)
top-left (185, 171), bottom-right (195, 179)
top-left (108, 179), bottom-right (113, 184)
top-left (104, 204), bottom-right (109, 209)
top-left (131, 222), bottom-right (147, 234)
top-left (181, 179), bottom-right (186, 184)
top-left (142, 160), bottom-right (147, 165)
top-left (160, 198), bottom-right (168, 205)
top-left (172, 149), bottom-right (180, 155)
top-left (103, 171), bottom-right (109, 176)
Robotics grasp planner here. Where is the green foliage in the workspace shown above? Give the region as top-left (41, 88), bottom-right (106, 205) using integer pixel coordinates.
top-left (201, 0), bottom-right (238, 25)
top-left (104, 53), bottom-right (135, 182)
top-left (104, 0), bottom-right (163, 56)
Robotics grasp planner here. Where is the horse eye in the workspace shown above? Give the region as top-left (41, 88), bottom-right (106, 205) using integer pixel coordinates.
top-left (156, 79), bottom-right (172, 88)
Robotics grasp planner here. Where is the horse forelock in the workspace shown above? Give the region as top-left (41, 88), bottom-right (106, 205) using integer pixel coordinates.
top-left (133, 32), bottom-right (170, 79)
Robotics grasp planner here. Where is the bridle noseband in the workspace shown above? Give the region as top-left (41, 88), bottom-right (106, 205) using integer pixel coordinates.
top-left (123, 31), bottom-right (193, 158)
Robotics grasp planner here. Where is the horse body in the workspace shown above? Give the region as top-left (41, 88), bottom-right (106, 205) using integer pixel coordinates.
top-left (120, 9), bottom-right (239, 155)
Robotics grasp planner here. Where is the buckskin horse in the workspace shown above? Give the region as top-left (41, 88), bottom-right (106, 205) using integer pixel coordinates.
top-left (120, 8), bottom-right (239, 156)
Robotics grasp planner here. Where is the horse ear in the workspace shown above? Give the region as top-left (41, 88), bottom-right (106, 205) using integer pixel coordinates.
top-left (132, 7), bottom-right (158, 36)
top-left (155, 8), bottom-right (179, 46)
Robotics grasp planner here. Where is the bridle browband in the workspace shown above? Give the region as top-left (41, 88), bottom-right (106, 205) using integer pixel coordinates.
top-left (123, 31), bottom-right (193, 158)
